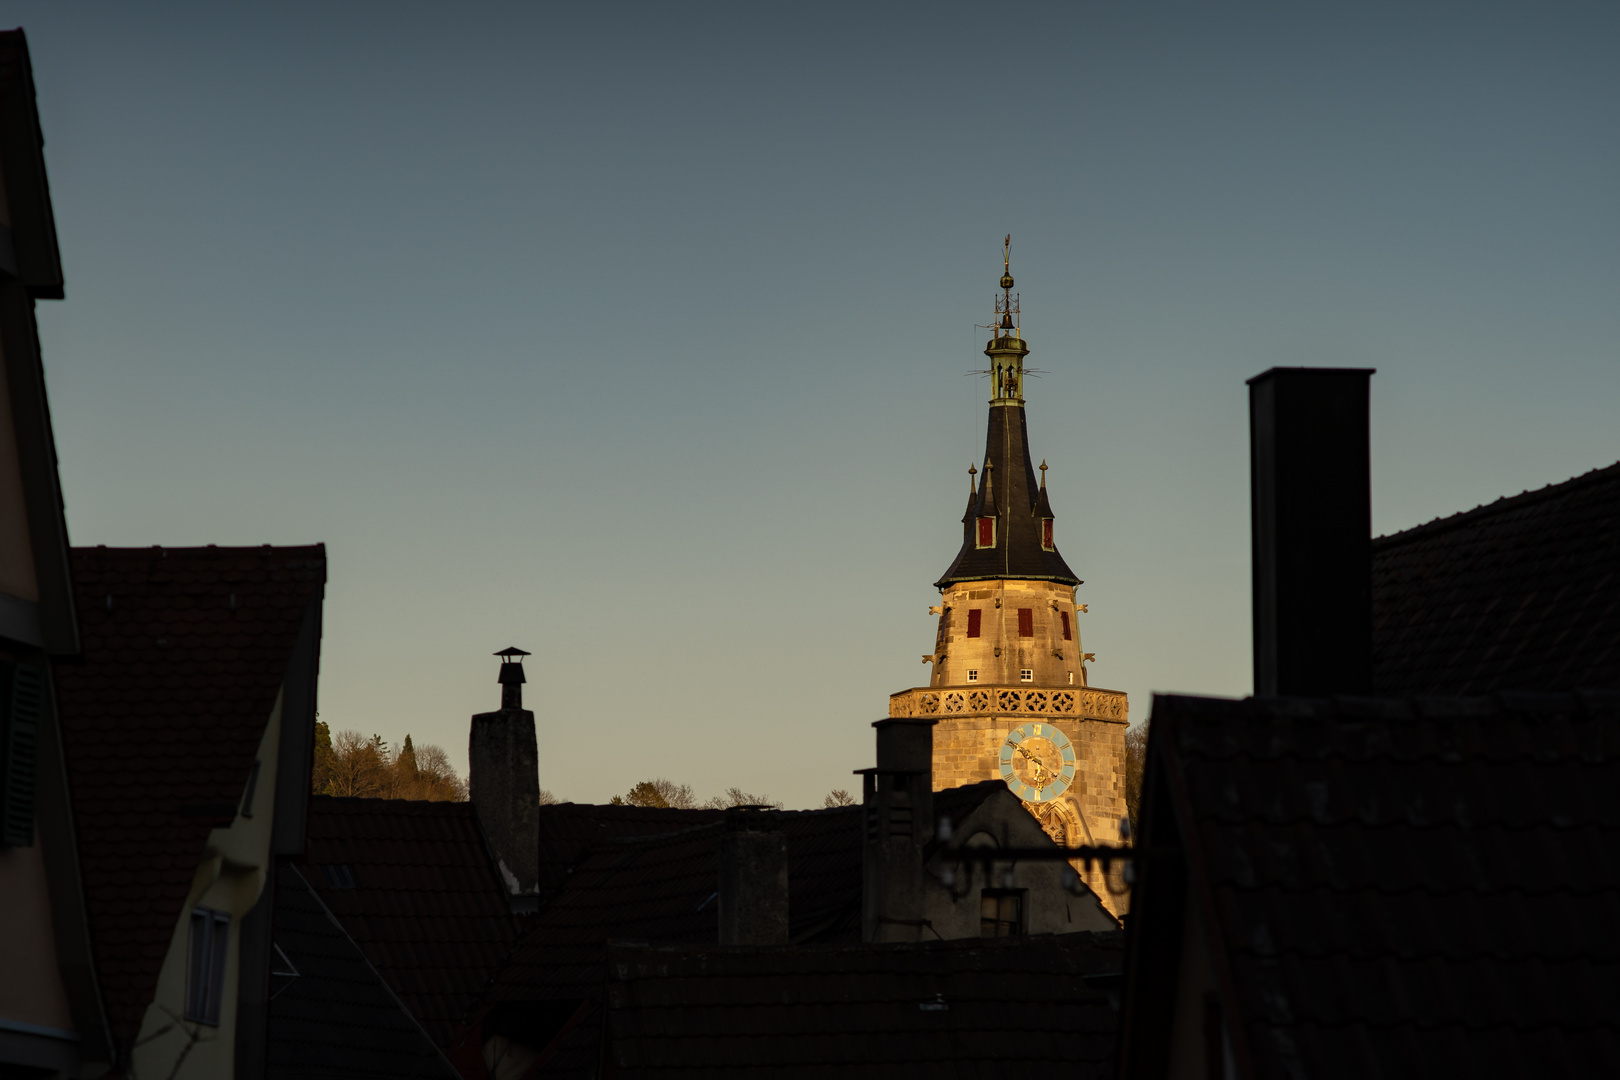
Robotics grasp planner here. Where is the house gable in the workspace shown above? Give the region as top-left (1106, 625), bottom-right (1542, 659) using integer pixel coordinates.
top-left (53, 545), bottom-right (325, 1068)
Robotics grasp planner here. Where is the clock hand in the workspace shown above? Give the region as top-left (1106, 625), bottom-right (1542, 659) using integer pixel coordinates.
top-left (1010, 743), bottom-right (1053, 786)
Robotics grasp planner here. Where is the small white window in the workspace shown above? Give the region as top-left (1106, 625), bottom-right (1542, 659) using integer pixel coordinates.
top-left (1020, 669), bottom-right (1033, 683)
top-left (186, 907), bottom-right (231, 1025)
top-left (967, 669), bottom-right (978, 683)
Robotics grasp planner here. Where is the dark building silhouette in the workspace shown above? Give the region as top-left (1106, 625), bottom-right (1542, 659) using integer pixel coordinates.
top-left (1116, 374), bottom-right (1620, 1079)
top-left (1117, 691), bottom-right (1620, 1080)
top-left (1372, 460), bottom-right (1620, 695)
top-left (601, 934), bottom-right (1122, 1079)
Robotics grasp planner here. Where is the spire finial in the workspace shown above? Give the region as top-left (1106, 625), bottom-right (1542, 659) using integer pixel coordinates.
top-left (1040, 460), bottom-right (1048, 487)
top-left (968, 463), bottom-right (978, 492)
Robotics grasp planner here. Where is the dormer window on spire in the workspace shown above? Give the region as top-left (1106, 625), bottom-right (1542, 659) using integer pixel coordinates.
top-left (976, 517), bottom-right (996, 549)
top-left (1041, 519), bottom-right (1054, 550)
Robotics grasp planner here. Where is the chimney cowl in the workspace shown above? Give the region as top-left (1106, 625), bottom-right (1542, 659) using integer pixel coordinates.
top-left (494, 646), bottom-right (530, 709)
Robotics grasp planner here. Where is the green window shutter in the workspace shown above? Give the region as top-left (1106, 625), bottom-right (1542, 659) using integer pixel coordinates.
top-left (0, 660), bottom-right (42, 847)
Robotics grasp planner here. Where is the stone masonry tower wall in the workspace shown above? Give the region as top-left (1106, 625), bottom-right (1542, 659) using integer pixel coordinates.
top-left (894, 241), bottom-right (1129, 913)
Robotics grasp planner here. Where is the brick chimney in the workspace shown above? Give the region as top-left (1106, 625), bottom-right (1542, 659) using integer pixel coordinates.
top-left (717, 810), bottom-right (789, 945)
top-left (469, 647), bottom-right (540, 913)
top-left (860, 717), bottom-right (937, 943)
top-left (1248, 368), bottom-right (1376, 696)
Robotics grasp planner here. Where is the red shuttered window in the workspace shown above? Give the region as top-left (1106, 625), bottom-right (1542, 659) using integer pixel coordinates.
top-left (1017, 608), bottom-right (1033, 637)
top-left (967, 609), bottom-right (982, 638)
top-left (976, 518), bottom-right (995, 548)
top-left (1061, 612), bottom-right (1072, 640)
top-left (1042, 519), bottom-right (1054, 549)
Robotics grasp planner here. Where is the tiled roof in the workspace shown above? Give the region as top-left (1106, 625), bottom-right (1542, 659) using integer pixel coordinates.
top-left (53, 544), bottom-right (325, 1056)
top-left (1372, 460), bottom-right (1620, 695)
top-left (602, 932), bottom-right (1123, 1078)
top-left (535, 803), bottom-right (725, 900)
top-left (479, 806), bottom-right (863, 1078)
top-left (268, 865), bottom-right (460, 1079)
top-left (1134, 691), bottom-right (1620, 1079)
top-left (303, 796), bottom-right (522, 1048)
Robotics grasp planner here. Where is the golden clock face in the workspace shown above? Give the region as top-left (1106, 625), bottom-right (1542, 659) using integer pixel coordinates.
top-left (997, 722), bottom-right (1077, 803)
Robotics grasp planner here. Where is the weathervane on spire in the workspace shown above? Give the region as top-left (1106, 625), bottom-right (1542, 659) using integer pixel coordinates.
top-left (995, 234), bottom-right (1020, 335)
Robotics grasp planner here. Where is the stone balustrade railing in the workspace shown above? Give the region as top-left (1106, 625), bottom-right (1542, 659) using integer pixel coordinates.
top-left (888, 684), bottom-right (1128, 723)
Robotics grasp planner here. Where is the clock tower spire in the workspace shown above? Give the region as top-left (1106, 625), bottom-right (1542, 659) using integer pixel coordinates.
top-left (892, 240), bottom-right (1130, 912)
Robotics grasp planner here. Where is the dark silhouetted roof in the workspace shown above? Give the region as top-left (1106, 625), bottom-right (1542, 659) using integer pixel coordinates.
top-left (480, 807), bottom-right (863, 1078)
top-left (0, 29), bottom-right (65, 299)
top-left (1372, 460), bottom-right (1620, 695)
top-left (929, 779), bottom-right (1007, 838)
top-left (1120, 691), bottom-right (1620, 1080)
top-left (54, 544), bottom-right (325, 1055)
top-left (268, 865), bottom-right (459, 1079)
top-left (602, 932), bottom-right (1123, 1079)
top-left (304, 796), bottom-right (521, 1048)
top-left (936, 393), bottom-right (1081, 588)
top-left (536, 803), bottom-right (725, 900)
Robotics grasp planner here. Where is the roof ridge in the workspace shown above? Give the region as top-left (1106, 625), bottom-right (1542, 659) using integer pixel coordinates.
top-left (76, 542), bottom-right (327, 554)
top-left (1237, 1016), bottom-right (1619, 1033)
top-left (596, 820), bottom-right (727, 847)
top-left (1373, 459), bottom-right (1620, 549)
top-left (1234, 944), bottom-right (1618, 962)
top-left (1202, 818), bottom-right (1619, 833)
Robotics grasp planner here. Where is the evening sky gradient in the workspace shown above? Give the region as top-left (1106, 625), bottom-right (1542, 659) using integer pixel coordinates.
top-left (16, 2), bottom-right (1620, 806)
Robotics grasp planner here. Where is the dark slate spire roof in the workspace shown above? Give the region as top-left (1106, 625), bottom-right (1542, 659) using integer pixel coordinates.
top-left (936, 337), bottom-right (1081, 589)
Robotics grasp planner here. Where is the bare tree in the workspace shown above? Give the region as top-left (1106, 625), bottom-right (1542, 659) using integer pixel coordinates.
top-left (327, 730), bottom-right (389, 798)
top-left (316, 728), bottom-right (466, 801)
top-left (399, 742), bottom-right (468, 801)
top-left (703, 787), bottom-right (781, 810)
top-left (538, 789), bottom-right (560, 806)
top-left (821, 788), bottom-right (856, 808)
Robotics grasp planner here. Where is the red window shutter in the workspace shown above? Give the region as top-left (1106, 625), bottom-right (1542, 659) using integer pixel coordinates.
top-left (1017, 609), bottom-right (1033, 637)
top-left (977, 518), bottom-right (995, 547)
top-left (1042, 519), bottom-right (1054, 549)
top-left (967, 610), bottom-right (982, 638)
top-left (1061, 612), bottom-right (1072, 640)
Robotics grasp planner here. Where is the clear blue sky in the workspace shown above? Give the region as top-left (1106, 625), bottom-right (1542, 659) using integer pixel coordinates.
top-left (19, 2), bottom-right (1620, 807)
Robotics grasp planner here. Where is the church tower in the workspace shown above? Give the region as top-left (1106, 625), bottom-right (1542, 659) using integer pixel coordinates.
top-left (889, 239), bottom-right (1130, 908)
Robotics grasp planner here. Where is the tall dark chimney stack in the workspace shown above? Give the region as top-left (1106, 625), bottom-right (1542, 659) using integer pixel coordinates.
top-left (860, 717), bottom-right (937, 943)
top-left (1248, 367), bottom-right (1375, 697)
top-left (470, 647), bottom-right (540, 912)
top-left (717, 810), bottom-right (790, 945)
